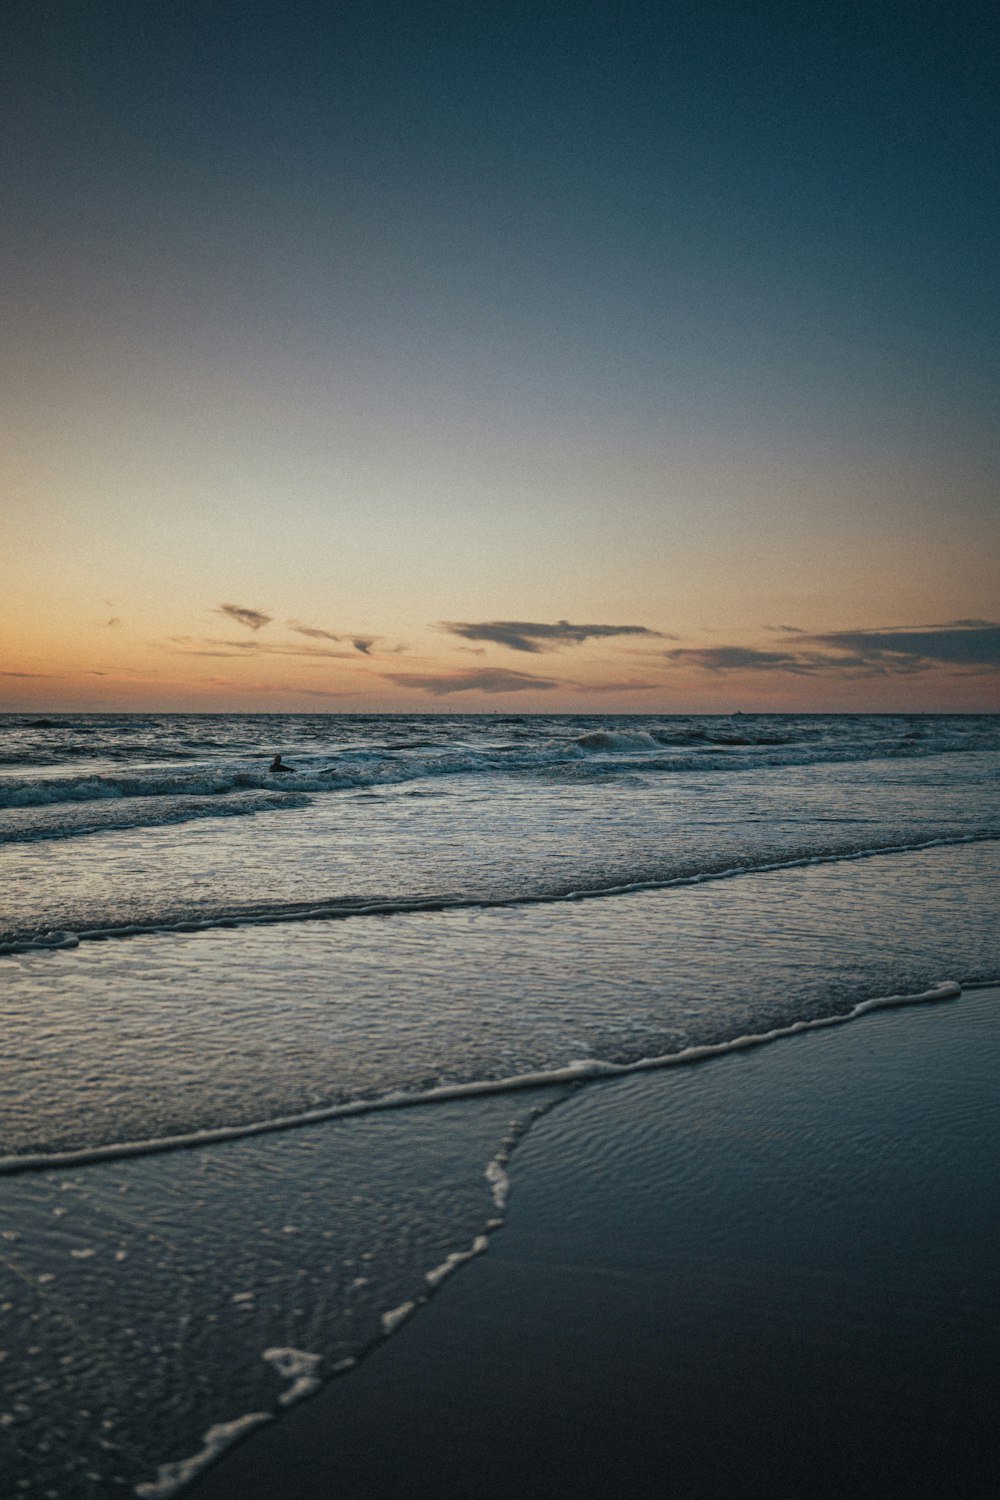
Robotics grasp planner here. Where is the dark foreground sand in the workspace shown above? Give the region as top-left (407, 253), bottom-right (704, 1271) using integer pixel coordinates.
top-left (193, 984), bottom-right (1000, 1500)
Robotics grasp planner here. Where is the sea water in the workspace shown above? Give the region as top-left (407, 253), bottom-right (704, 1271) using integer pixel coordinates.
top-left (1, 713), bottom-right (998, 1496)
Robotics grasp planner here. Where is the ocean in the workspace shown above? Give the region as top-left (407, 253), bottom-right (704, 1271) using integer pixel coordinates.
top-left (2, 711), bottom-right (999, 1497)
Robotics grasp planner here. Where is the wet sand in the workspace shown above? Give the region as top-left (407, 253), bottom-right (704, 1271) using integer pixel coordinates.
top-left (192, 983), bottom-right (1000, 1500)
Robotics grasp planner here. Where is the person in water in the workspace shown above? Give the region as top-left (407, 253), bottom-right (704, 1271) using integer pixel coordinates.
top-left (269, 754), bottom-right (295, 773)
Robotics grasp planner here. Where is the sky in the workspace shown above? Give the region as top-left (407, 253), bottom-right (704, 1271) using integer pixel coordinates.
top-left (2, 0), bottom-right (998, 713)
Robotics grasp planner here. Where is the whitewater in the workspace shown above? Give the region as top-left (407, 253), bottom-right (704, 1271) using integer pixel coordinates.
top-left (1, 711), bottom-right (998, 1497)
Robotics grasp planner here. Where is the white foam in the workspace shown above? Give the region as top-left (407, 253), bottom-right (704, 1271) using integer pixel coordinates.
top-left (261, 1347), bottom-right (320, 1381)
top-left (133, 1412), bottom-right (272, 1498)
top-left (0, 982), bottom-right (962, 1177)
top-left (381, 1301), bottom-right (416, 1336)
top-left (577, 729), bottom-right (661, 752)
top-left (485, 1157), bottom-right (511, 1210)
top-left (0, 789), bottom-right (310, 845)
top-left (424, 1235), bottom-right (490, 1290)
top-left (261, 1347), bottom-right (323, 1409)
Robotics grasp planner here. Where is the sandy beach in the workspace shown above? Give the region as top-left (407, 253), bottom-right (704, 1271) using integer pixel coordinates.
top-left (187, 982), bottom-right (1000, 1499)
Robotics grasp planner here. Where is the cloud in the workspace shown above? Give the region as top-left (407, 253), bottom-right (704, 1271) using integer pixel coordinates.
top-left (803, 622), bottom-right (1000, 668)
top-left (668, 646), bottom-right (812, 673)
top-left (167, 637), bottom-right (357, 660)
top-left (255, 683), bottom-right (366, 699)
top-left (441, 619), bottom-right (663, 653)
top-left (1, 669), bottom-right (112, 679)
top-left (232, 642), bottom-right (356, 660)
top-left (216, 603), bottom-right (273, 631)
top-left (289, 623), bottom-right (341, 641)
top-left (572, 679), bottom-right (659, 693)
top-left (668, 621), bottom-right (1000, 677)
top-left (381, 668), bottom-right (561, 696)
top-left (167, 648), bottom-right (247, 658)
top-left (289, 624), bottom-right (377, 654)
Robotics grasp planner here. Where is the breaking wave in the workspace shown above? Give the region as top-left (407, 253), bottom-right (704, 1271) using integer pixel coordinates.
top-left (1, 831), bottom-right (991, 956)
top-left (1, 710), bottom-right (998, 846)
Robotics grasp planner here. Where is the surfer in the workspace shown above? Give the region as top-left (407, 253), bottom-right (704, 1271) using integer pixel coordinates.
top-left (269, 754), bottom-right (295, 773)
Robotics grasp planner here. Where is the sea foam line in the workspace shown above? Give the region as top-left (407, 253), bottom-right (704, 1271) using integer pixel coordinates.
top-left (133, 1414), bottom-right (273, 1499)
top-left (0, 832), bottom-right (991, 957)
top-left (131, 1105), bottom-right (552, 1500)
top-left (0, 981), bottom-right (961, 1177)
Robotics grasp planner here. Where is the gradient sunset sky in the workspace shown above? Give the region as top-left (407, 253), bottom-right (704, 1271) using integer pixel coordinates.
top-left (3, 0), bottom-right (998, 713)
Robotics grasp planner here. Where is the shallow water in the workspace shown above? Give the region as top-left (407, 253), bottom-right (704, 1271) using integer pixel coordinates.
top-left (2, 842), bottom-right (998, 1162)
top-left (0, 1091), bottom-right (559, 1498)
top-left (1, 713), bottom-right (998, 1496)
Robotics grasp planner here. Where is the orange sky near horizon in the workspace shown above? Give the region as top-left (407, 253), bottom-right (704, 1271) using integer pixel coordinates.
top-left (4, 363), bottom-right (998, 714)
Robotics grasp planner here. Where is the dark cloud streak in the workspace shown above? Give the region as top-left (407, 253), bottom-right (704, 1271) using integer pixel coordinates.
top-left (167, 637), bottom-right (357, 660)
top-left (381, 668), bottom-right (561, 696)
top-left (669, 622), bottom-right (1000, 677)
top-left (571, 679), bottom-right (659, 693)
top-left (668, 646), bottom-right (812, 673)
top-left (804, 623), bottom-right (1000, 668)
top-left (289, 623), bottom-right (341, 641)
top-left (441, 619), bottom-right (662, 653)
top-left (216, 604), bottom-right (272, 631)
top-left (289, 625), bottom-right (378, 654)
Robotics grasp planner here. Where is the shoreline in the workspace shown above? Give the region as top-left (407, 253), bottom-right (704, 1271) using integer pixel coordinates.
top-left (0, 979), bottom-right (960, 1176)
top-left (189, 982), bottom-right (1000, 1499)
